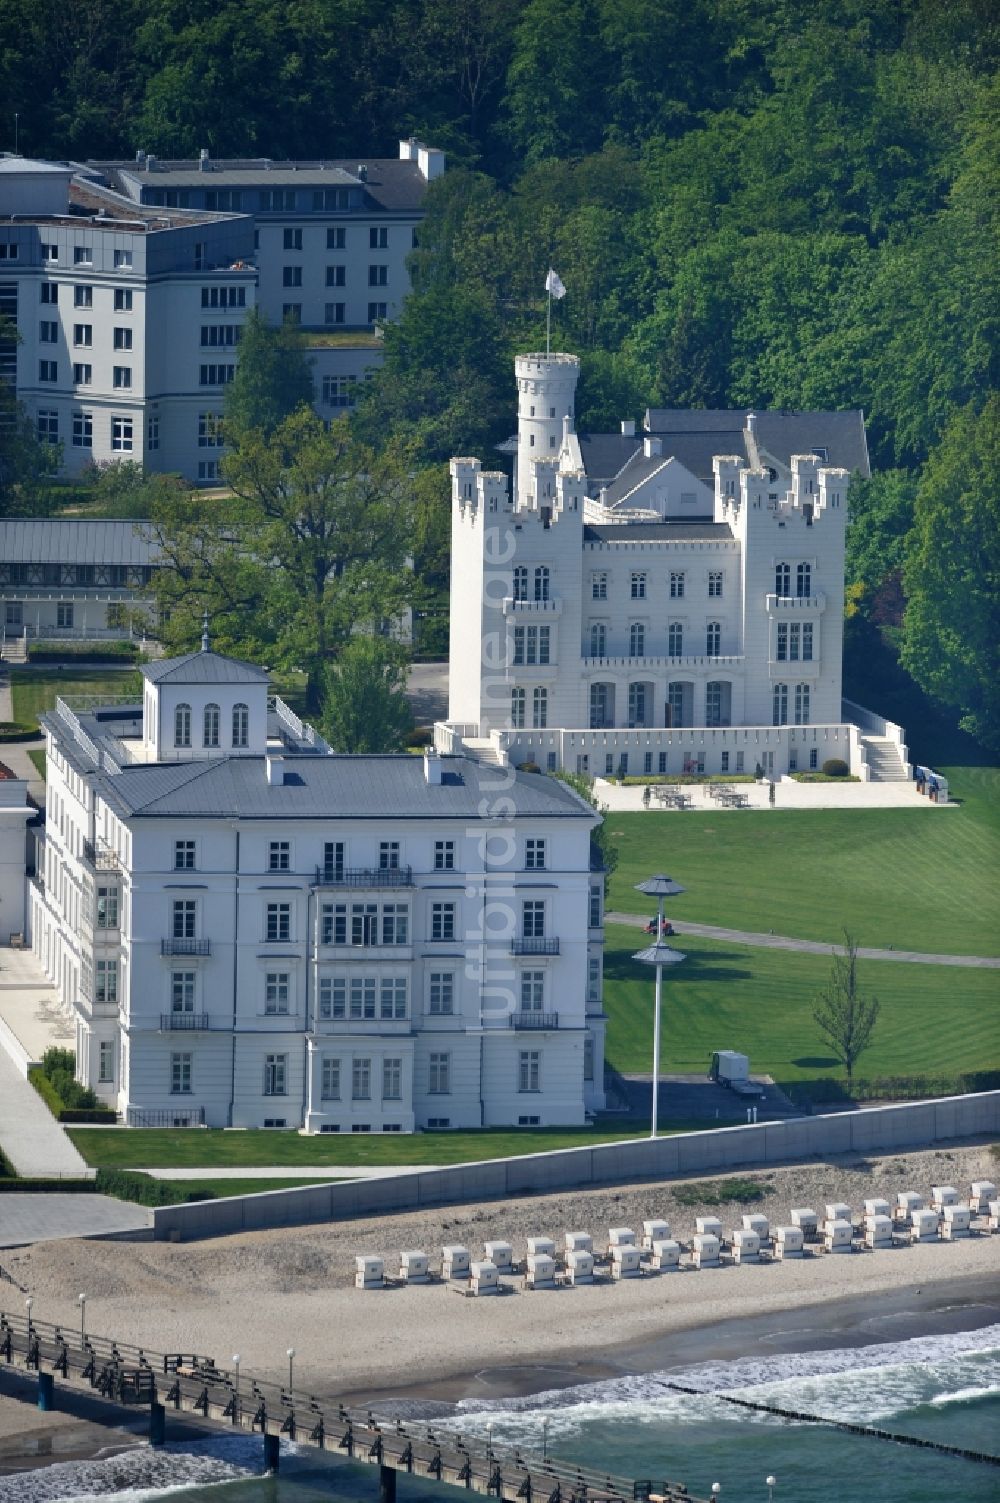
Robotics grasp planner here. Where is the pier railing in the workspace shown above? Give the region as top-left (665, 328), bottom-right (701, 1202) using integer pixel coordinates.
top-left (0, 1308), bottom-right (705, 1502)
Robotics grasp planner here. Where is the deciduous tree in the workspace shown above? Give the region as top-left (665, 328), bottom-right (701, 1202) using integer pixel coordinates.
top-left (321, 636), bottom-right (413, 753)
top-left (813, 932), bottom-right (881, 1089)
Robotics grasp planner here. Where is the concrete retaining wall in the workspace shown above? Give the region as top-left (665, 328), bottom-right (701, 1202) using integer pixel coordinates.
top-left (151, 1092), bottom-right (1000, 1242)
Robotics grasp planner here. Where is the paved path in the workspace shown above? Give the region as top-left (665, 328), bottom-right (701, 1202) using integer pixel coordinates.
top-left (0, 666), bottom-right (46, 804)
top-left (607, 911), bottom-right (1000, 969)
top-left (595, 777), bottom-right (949, 812)
top-left (0, 1193), bottom-right (150, 1247)
top-left (144, 1165), bottom-right (439, 1181)
top-left (0, 1048), bottom-right (91, 1178)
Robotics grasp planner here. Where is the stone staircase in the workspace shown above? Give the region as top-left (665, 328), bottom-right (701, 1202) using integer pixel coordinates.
top-left (0, 638), bottom-right (27, 664)
top-left (859, 733), bottom-right (909, 782)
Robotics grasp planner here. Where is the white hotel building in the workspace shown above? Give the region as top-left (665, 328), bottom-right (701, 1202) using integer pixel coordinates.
top-left (442, 353), bottom-right (907, 782)
top-left (30, 645), bottom-right (606, 1129)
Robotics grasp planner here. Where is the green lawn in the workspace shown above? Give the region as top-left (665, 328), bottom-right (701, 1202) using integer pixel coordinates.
top-left (606, 764), bottom-right (1000, 957)
top-left (10, 667), bottom-right (142, 728)
top-left (68, 1125), bottom-right (669, 1170)
top-left (163, 1176), bottom-right (346, 1198)
top-left (27, 749), bottom-right (46, 779)
top-left (601, 923), bottom-right (1000, 1083)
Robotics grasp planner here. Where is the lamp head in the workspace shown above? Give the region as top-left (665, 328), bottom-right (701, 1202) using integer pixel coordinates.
top-left (634, 874), bottom-right (685, 899)
top-left (632, 942), bottom-right (686, 967)
top-left (286, 1347), bottom-right (295, 1359)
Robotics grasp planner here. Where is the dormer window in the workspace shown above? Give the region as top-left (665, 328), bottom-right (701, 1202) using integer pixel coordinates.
top-left (203, 703), bottom-right (220, 748)
top-left (232, 703), bottom-right (249, 748)
top-left (175, 704), bottom-right (192, 748)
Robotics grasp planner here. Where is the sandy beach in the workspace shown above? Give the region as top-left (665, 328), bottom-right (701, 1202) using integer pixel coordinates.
top-left (1, 1141), bottom-right (997, 1419)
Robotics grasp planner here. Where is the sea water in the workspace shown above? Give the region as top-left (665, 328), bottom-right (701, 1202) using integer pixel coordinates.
top-left (4, 1324), bottom-right (998, 1503)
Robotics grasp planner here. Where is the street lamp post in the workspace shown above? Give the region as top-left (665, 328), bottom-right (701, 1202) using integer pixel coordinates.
top-left (78, 1293), bottom-right (87, 1346)
top-left (286, 1347), bottom-right (295, 1405)
top-left (24, 1296), bottom-right (33, 1333)
top-left (232, 1354), bottom-right (241, 1424)
top-left (766, 1476), bottom-right (776, 1502)
top-left (542, 1414), bottom-right (549, 1461)
top-left (633, 874), bottom-right (686, 1138)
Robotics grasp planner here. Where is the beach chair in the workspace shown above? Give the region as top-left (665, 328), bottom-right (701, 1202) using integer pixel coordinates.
top-left (611, 1246), bottom-right (642, 1280)
top-left (566, 1250), bottom-right (595, 1285)
top-left (650, 1239), bottom-right (681, 1270)
top-left (823, 1220), bottom-right (852, 1253)
top-left (774, 1226), bottom-right (804, 1259)
top-left (354, 1256), bottom-right (385, 1289)
top-left (469, 1261), bottom-right (499, 1295)
top-left (909, 1209), bottom-right (939, 1244)
top-left (969, 1181), bottom-right (996, 1213)
top-left (398, 1250), bottom-right (429, 1283)
top-left (941, 1206), bottom-right (971, 1239)
top-left (732, 1229), bottom-right (760, 1264)
top-left (863, 1215), bottom-right (893, 1249)
top-left (692, 1234), bottom-right (721, 1269)
top-left (642, 1219), bottom-right (670, 1250)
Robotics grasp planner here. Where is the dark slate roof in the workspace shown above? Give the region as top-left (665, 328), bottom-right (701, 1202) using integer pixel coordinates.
top-left (92, 753), bottom-right (597, 823)
top-left (641, 409), bottom-right (870, 480)
top-left (578, 433), bottom-right (642, 485)
top-left (142, 651), bottom-right (269, 686)
top-left (0, 519), bottom-right (159, 566)
top-left (94, 158), bottom-right (433, 215)
top-left (583, 522), bottom-right (732, 544)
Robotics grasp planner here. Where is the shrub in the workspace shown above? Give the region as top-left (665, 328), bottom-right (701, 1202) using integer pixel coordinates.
top-left (94, 1168), bottom-right (215, 1207)
top-left (405, 725), bottom-right (434, 748)
top-left (28, 642), bottom-right (144, 664)
top-left (673, 1177), bottom-right (768, 1207)
top-left (821, 758), bottom-right (850, 777)
top-left (517, 760), bottom-right (541, 773)
top-left (0, 722), bottom-right (37, 743)
top-left (32, 1046), bottom-right (110, 1117)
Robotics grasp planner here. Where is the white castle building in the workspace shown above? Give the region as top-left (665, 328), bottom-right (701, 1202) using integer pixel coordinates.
top-left (30, 641), bottom-right (607, 1128)
top-left (442, 353), bottom-right (906, 781)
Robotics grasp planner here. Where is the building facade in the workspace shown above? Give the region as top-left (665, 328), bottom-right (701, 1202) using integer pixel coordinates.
top-left (442, 353), bottom-right (890, 780)
top-left (29, 645), bottom-right (606, 1129)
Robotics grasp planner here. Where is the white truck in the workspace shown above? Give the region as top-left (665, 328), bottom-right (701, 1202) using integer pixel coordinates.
top-left (709, 1050), bottom-right (765, 1097)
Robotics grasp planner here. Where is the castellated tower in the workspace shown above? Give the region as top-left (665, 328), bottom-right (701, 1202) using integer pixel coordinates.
top-left (515, 353), bottom-right (581, 507)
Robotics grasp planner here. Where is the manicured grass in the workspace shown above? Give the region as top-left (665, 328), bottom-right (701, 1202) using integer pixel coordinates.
top-left (601, 923), bottom-right (1000, 1083)
top-left (10, 667), bottom-right (142, 729)
top-left (27, 749), bottom-right (46, 779)
top-left (606, 764), bottom-right (1000, 957)
top-left (68, 1125), bottom-right (666, 1170)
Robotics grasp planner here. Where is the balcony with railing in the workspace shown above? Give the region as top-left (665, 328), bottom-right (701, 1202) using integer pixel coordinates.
top-left (501, 597), bottom-right (563, 616)
top-left (161, 937), bottom-right (211, 957)
top-left (766, 593), bottom-right (827, 613)
top-left (581, 653), bottom-right (744, 672)
top-left (314, 865), bottom-right (414, 889)
top-left (510, 936), bottom-right (560, 956)
top-left (160, 1013), bottom-right (213, 1031)
top-left (82, 838), bottom-right (121, 871)
top-left (509, 1010), bottom-right (559, 1030)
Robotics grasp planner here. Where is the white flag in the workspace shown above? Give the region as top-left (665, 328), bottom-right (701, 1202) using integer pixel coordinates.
top-left (545, 268), bottom-right (566, 299)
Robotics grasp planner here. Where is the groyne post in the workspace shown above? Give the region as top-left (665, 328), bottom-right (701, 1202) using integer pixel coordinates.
top-left (379, 1463), bottom-right (397, 1502)
top-left (150, 1401), bottom-right (166, 1446)
top-left (263, 1432), bottom-right (280, 1473)
top-left (37, 1372), bottom-right (54, 1411)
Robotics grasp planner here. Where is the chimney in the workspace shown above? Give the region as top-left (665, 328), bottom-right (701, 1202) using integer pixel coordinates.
top-left (265, 754), bottom-right (285, 786)
top-left (643, 437), bottom-right (662, 458)
top-left (357, 164), bottom-right (368, 182)
top-left (146, 155), bottom-right (157, 172)
top-left (199, 148), bottom-right (210, 171)
top-left (621, 419), bottom-right (636, 437)
top-left (746, 412), bottom-right (757, 435)
top-left (423, 750), bottom-right (443, 785)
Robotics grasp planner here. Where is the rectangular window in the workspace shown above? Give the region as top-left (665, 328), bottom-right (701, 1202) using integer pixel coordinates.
top-left (318, 977), bottom-right (347, 1019)
top-left (721, 751), bottom-right (730, 773)
top-left (802, 622), bottom-right (813, 661)
top-left (282, 303), bottom-right (301, 322)
top-left (323, 841), bottom-right (345, 881)
top-left (73, 363), bottom-right (92, 385)
top-left (56, 602), bottom-right (74, 628)
top-left (112, 366), bottom-right (131, 389)
top-left (197, 461), bottom-right (218, 483)
top-left (368, 264), bottom-right (388, 286)
top-left (113, 249), bottom-right (133, 269)
top-left (39, 360), bottom-right (58, 382)
top-left (708, 571), bottom-right (723, 596)
top-left (349, 977), bottom-right (376, 1019)
top-left (381, 903), bottom-right (409, 945)
top-left (200, 286), bottom-right (246, 308)
top-left (379, 840), bottom-right (400, 870)
top-left (352, 1057), bottom-right (371, 1100)
top-left (41, 282), bottom-right (58, 304)
top-left (43, 243), bottom-right (58, 262)
top-left (172, 899), bottom-right (196, 939)
top-left (520, 970), bottom-right (544, 1011)
top-left (434, 840), bottom-right (455, 871)
top-left (588, 956), bottom-right (601, 1002)
top-left (113, 327), bottom-right (133, 351)
top-left (96, 884), bottom-right (119, 929)
top-left (591, 572), bottom-right (608, 599)
top-left (264, 1053), bottom-right (288, 1095)
top-left (170, 1052), bottom-right (192, 1094)
top-left (199, 364), bottom-right (236, 386)
top-left (380, 978), bottom-right (407, 1019)
top-left (259, 189), bottom-right (297, 211)
top-left (382, 1057), bottom-right (402, 1100)
top-left (525, 838), bottom-right (546, 870)
top-left (327, 227), bottom-right (346, 250)
top-left (174, 840), bottom-right (195, 871)
top-left (324, 302), bottom-right (346, 325)
top-left (147, 414), bottom-right (159, 451)
top-left (0, 243), bottom-right (18, 260)
top-left (321, 902), bottom-right (347, 945)
top-left (776, 622), bottom-right (788, 661)
top-left (428, 1052), bottom-right (450, 1094)
top-left (95, 959), bottom-right (118, 1004)
top-left (428, 972), bottom-right (454, 1015)
top-left (283, 228), bottom-right (303, 250)
top-left (99, 1040), bottom-right (115, 1084)
top-left (670, 571), bottom-right (685, 598)
top-left (282, 265), bottom-right (302, 287)
top-left (198, 412), bottom-right (224, 447)
top-left (630, 571), bottom-right (646, 599)
top-left (36, 410), bottom-right (59, 444)
top-left (171, 971), bottom-right (195, 1013)
top-left (73, 323), bottom-right (92, 346)
top-left (321, 374), bottom-right (358, 407)
top-left (325, 264), bottom-right (346, 286)
top-left (111, 417), bottom-right (133, 452)
top-left (39, 320), bottom-right (58, 343)
top-left (367, 302), bottom-right (387, 322)
top-left (200, 324), bottom-right (242, 347)
top-left (518, 1050), bottom-right (541, 1093)
top-left (321, 1057), bottom-right (340, 1099)
top-left (73, 246), bottom-right (93, 265)
top-left (369, 227), bottom-right (388, 249)
top-left (265, 972), bottom-right (290, 1014)
top-left (522, 901), bottom-right (546, 939)
top-left (114, 288), bottom-right (133, 312)
top-left (736, 751), bottom-right (745, 773)
top-left (265, 902), bottom-right (291, 942)
top-left (589, 886), bottom-right (602, 929)
top-left (268, 840), bottom-right (290, 871)
top-left (431, 903), bottom-right (455, 941)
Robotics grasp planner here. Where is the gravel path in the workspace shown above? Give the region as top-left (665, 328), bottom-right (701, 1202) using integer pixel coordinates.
top-left (608, 910), bottom-right (1000, 967)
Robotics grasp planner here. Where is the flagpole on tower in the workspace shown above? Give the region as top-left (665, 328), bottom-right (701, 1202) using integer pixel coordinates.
top-left (546, 286), bottom-right (552, 357)
top-left (544, 269), bottom-right (566, 356)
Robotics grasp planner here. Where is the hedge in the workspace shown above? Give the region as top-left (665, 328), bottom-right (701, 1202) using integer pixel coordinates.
top-left (94, 1168), bottom-right (215, 1206)
top-left (27, 642), bottom-right (144, 663)
top-left (616, 773), bottom-right (758, 786)
top-left (0, 722), bottom-right (37, 743)
top-left (0, 1177), bottom-right (97, 1193)
top-left (782, 1069), bottom-right (1000, 1107)
top-left (29, 1051), bottom-right (117, 1123)
top-left (821, 758), bottom-right (850, 777)
top-left (790, 772), bottom-right (861, 783)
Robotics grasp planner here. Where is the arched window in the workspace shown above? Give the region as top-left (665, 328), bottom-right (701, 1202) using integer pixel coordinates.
top-left (706, 681), bottom-right (731, 727)
top-left (532, 686), bottom-right (548, 728)
top-left (232, 702), bottom-right (249, 748)
top-left (706, 621), bottom-right (721, 656)
top-left (589, 622), bottom-right (606, 657)
top-left (629, 622), bottom-right (645, 657)
top-left (775, 562), bottom-right (791, 597)
top-left (174, 703), bottom-right (191, 748)
top-left (668, 622), bottom-right (683, 656)
top-left (796, 562), bottom-right (811, 598)
top-left (511, 687), bottom-right (526, 728)
top-left (203, 702), bottom-right (220, 748)
top-left (533, 566), bottom-right (550, 602)
top-left (512, 565), bottom-right (528, 602)
top-left (589, 683), bottom-right (613, 729)
top-left (772, 683), bottom-right (789, 726)
top-left (794, 683), bottom-right (811, 725)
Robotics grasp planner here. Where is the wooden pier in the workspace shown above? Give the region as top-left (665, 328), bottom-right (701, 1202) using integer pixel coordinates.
top-left (0, 1307), bottom-right (706, 1503)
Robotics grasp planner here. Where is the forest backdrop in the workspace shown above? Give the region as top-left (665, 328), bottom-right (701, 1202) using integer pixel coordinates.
top-left (1, 0), bottom-right (997, 747)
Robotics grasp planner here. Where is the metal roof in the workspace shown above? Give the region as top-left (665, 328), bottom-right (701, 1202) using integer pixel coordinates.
top-left (0, 519), bottom-right (160, 566)
top-left (0, 157), bottom-right (72, 176)
top-left (641, 409), bottom-right (870, 481)
top-left (93, 158), bottom-right (433, 216)
top-left (142, 651), bottom-right (270, 685)
top-left (584, 522), bottom-right (732, 544)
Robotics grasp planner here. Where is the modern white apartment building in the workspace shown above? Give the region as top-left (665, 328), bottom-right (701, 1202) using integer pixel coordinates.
top-left (29, 643), bottom-right (606, 1129)
top-left (442, 353), bottom-right (901, 780)
top-left (0, 156), bottom-right (256, 482)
